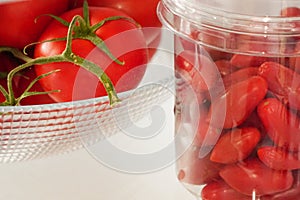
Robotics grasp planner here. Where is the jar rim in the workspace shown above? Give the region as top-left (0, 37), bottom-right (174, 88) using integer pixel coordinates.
top-left (160, 0), bottom-right (300, 36)
top-left (158, 0), bottom-right (300, 56)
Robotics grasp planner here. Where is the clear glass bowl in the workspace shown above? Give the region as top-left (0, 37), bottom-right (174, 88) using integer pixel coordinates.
top-left (0, 40), bottom-right (174, 164)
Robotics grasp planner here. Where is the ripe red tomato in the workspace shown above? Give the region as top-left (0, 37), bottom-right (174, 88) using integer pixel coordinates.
top-left (258, 146), bottom-right (300, 170)
top-left (210, 127), bottom-right (261, 164)
top-left (0, 78), bottom-right (7, 103)
top-left (230, 54), bottom-right (271, 68)
top-left (262, 173), bottom-right (300, 200)
top-left (71, 0), bottom-right (162, 59)
top-left (34, 7), bottom-right (148, 102)
top-left (0, 0), bottom-right (70, 49)
top-left (71, 0), bottom-right (161, 28)
top-left (257, 98), bottom-right (300, 151)
top-left (177, 146), bottom-right (224, 185)
top-left (208, 76), bottom-right (268, 129)
top-left (258, 61), bottom-right (300, 110)
top-left (0, 53), bottom-right (20, 103)
top-left (220, 158), bottom-right (293, 196)
top-left (175, 50), bottom-right (219, 93)
top-left (201, 181), bottom-right (252, 200)
top-left (214, 59), bottom-right (237, 77)
top-left (222, 67), bottom-right (259, 89)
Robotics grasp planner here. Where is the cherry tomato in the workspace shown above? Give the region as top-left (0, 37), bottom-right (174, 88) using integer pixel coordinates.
top-left (258, 61), bottom-right (300, 110)
top-left (281, 7), bottom-right (300, 17)
top-left (258, 146), bottom-right (300, 170)
top-left (220, 158), bottom-right (294, 196)
top-left (262, 171), bottom-right (300, 200)
top-left (222, 67), bottom-right (259, 89)
top-left (193, 108), bottom-right (222, 147)
top-left (257, 98), bottom-right (300, 150)
top-left (214, 59), bottom-right (237, 77)
top-left (201, 180), bottom-right (252, 200)
top-left (210, 127), bottom-right (261, 164)
top-left (34, 7), bottom-right (148, 102)
top-left (175, 50), bottom-right (219, 93)
top-left (0, 0), bottom-right (70, 49)
top-left (230, 54), bottom-right (273, 68)
top-left (177, 146), bottom-right (224, 185)
top-left (208, 76), bottom-right (268, 129)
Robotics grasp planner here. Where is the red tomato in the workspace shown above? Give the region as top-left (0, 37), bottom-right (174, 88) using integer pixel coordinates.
top-left (0, 0), bottom-right (70, 49)
top-left (193, 108), bottom-right (222, 147)
top-left (71, 0), bottom-right (162, 59)
top-left (0, 53), bottom-right (20, 103)
top-left (0, 78), bottom-right (7, 103)
top-left (222, 67), bottom-right (259, 89)
top-left (214, 59), bottom-right (237, 77)
top-left (258, 146), bottom-right (300, 170)
top-left (230, 54), bottom-right (272, 68)
top-left (259, 61), bottom-right (300, 110)
top-left (262, 172), bottom-right (300, 200)
top-left (210, 127), bottom-right (261, 164)
top-left (177, 146), bottom-right (224, 185)
top-left (175, 50), bottom-right (219, 93)
top-left (34, 7), bottom-right (148, 102)
top-left (208, 76), bottom-right (268, 129)
top-left (257, 98), bottom-right (300, 150)
top-left (220, 158), bottom-right (294, 196)
top-left (281, 7), bottom-right (300, 17)
top-left (71, 0), bottom-right (161, 28)
top-left (16, 69), bottom-right (56, 105)
top-left (201, 181), bottom-right (252, 200)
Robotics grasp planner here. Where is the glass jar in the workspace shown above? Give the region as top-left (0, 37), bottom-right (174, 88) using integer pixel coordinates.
top-left (158, 0), bottom-right (300, 199)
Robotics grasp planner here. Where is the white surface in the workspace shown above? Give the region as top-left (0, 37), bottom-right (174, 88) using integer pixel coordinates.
top-left (0, 99), bottom-right (195, 200)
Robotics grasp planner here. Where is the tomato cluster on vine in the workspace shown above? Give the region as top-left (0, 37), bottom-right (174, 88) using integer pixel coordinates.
top-left (0, 0), bottom-right (161, 106)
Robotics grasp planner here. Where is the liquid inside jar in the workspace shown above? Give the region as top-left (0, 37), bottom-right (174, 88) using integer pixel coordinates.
top-left (174, 22), bottom-right (300, 199)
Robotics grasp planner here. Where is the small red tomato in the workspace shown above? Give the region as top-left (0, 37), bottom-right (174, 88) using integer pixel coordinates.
top-left (257, 98), bottom-right (300, 151)
top-left (208, 76), bottom-right (268, 129)
top-left (177, 146), bottom-right (224, 185)
top-left (175, 50), bottom-right (219, 93)
top-left (262, 172), bottom-right (300, 200)
top-left (258, 146), bottom-right (300, 170)
top-left (281, 7), bottom-right (300, 17)
top-left (258, 61), bottom-right (300, 110)
top-left (201, 180), bottom-right (252, 200)
top-left (210, 127), bottom-right (261, 164)
top-left (230, 54), bottom-right (271, 68)
top-left (222, 67), bottom-right (259, 89)
top-left (220, 158), bottom-right (294, 196)
top-left (214, 59), bottom-right (237, 77)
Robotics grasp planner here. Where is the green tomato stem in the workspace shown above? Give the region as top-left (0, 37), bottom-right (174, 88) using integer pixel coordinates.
top-left (63, 15), bottom-right (120, 105)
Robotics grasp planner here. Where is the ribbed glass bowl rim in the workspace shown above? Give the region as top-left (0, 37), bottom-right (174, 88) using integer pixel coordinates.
top-left (0, 89), bottom-right (136, 113)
